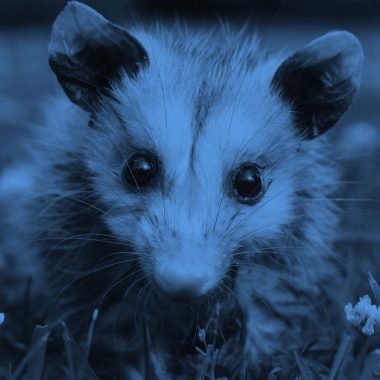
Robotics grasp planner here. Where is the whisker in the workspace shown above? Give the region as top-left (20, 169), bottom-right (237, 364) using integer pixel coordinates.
top-left (97, 268), bottom-right (145, 307)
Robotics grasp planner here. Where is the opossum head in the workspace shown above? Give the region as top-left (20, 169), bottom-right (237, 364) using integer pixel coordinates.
top-left (49, 2), bottom-right (363, 302)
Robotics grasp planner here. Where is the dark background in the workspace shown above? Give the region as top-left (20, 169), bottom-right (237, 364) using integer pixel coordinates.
top-left (1, 1), bottom-right (380, 26)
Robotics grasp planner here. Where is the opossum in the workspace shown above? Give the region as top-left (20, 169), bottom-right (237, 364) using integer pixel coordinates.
top-left (0, 1), bottom-right (363, 379)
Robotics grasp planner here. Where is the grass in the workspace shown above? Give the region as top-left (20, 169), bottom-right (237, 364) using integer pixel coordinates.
top-left (2, 274), bottom-right (380, 379)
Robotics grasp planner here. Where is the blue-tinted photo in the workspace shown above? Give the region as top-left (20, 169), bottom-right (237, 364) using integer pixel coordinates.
top-left (0, 1), bottom-right (379, 379)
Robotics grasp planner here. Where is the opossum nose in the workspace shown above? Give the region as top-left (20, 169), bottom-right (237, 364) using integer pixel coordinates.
top-left (154, 262), bottom-right (215, 302)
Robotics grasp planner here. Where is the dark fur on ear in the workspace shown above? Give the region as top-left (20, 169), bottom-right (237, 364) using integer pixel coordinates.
top-left (271, 31), bottom-right (363, 139)
top-left (48, 1), bottom-right (148, 111)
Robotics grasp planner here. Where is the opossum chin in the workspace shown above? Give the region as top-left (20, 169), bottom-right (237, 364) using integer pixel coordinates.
top-left (151, 245), bottom-right (228, 304)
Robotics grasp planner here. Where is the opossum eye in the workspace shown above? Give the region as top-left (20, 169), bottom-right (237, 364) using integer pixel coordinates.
top-left (122, 154), bottom-right (158, 188)
top-left (233, 164), bottom-right (263, 202)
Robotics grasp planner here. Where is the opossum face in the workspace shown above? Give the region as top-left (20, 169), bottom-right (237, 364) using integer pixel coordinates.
top-left (50, 2), bottom-right (363, 302)
top-left (87, 88), bottom-right (295, 302)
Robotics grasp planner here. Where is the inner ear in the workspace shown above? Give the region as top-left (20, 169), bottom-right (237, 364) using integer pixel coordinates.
top-left (271, 31), bottom-right (363, 139)
top-left (48, 1), bottom-right (148, 111)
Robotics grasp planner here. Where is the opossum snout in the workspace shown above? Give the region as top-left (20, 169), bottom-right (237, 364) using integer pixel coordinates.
top-left (153, 254), bottom-right (218, 303)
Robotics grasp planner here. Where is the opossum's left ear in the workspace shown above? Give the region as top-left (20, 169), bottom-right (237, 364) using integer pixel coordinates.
top-left (48, 1), bottom-right (148, 111)
top-left (271, 31), bottom-right (363, 139)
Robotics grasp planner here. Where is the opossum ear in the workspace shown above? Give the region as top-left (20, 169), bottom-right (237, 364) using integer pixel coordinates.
top-left (271, 31), bottom-right (363, 139)
top-left (48, 1), bottom-right (148, 111)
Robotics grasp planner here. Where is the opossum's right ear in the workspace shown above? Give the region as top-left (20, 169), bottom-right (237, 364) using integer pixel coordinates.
top-left (48, 1), bottom-right (148, 111)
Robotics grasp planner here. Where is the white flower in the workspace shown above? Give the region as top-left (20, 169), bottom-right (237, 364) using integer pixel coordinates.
top-left (345, 295), bottom-right (380, 336)
top-left (198, 328), bottom-right (206, 344)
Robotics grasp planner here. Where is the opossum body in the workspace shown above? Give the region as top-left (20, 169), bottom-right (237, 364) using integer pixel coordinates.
top-left (0, 1), bottom-right (363, 379)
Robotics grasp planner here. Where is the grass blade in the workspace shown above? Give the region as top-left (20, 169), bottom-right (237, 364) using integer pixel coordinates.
top-left (328, 333), bottom-right (353, 380)
top-left (26, 325), bottom-right (49, 380)
top-left (11, 328), bottom-right (50, 380)
top-left (83, 309), bottom-right (99, 365)
top-left (368, 272), bottom-right (380, 305)
top-left (143, 316), bottom-right (153, 380)
top-left (61, 321), bottom-right (99, 380)
top-left (359, 349), bottom-right (380, 380)
top-left (293, 350), bottom-right (313, 380)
